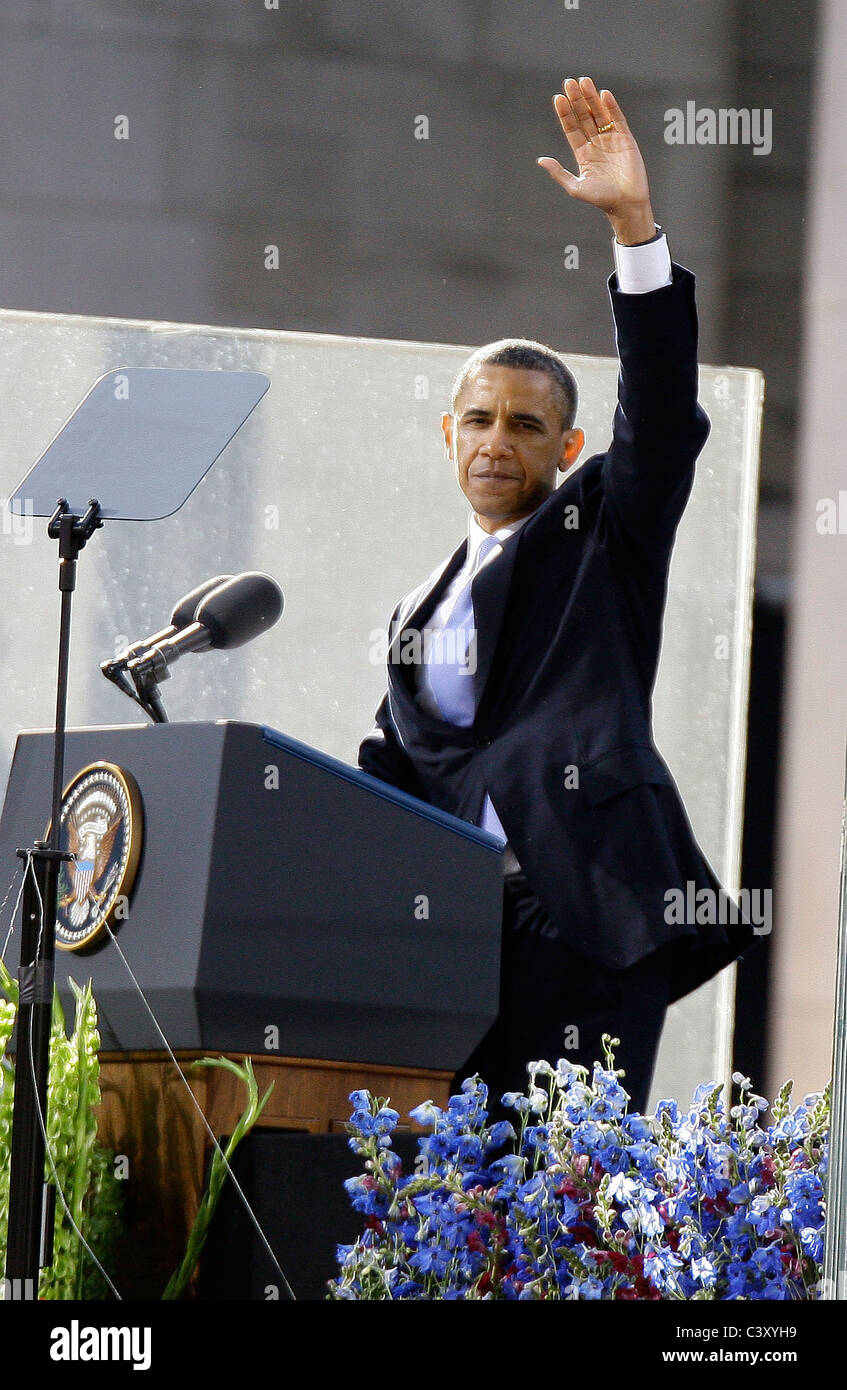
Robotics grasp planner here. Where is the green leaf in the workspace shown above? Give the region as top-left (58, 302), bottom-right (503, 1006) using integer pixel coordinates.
top-left (160, 1056), bottom-right (274, 1300)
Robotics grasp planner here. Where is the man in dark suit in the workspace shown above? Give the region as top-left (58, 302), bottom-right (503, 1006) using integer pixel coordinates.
top-left (358, 77), bottom-right (754, 1112)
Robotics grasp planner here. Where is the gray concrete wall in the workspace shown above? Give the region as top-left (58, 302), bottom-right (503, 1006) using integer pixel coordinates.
top-left (0, 3), bottom-right (735, 348)
top-left (0, 2), bottom-right (810, 553)
top-left (769, 0), bottom-right (847, 1101)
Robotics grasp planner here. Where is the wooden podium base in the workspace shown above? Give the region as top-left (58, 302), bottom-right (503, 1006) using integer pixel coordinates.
top-left (96, 1052), bottom-right (452, 1298)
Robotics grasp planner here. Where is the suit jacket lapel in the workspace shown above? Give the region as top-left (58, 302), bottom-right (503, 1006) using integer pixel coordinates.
top-left (470, 529), bottom-right (521, 712)
top-left (389, 524), bottom-right (523, 716)
top-left (388, 537), bottom-right (468, 675)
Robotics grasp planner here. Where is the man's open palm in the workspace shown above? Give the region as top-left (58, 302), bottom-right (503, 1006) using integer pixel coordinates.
top-left (538, 77), bottom-right (652, 233)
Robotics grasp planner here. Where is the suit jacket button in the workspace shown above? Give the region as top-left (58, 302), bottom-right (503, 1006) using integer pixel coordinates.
top-left (476, 736), bottom-right (491, 749)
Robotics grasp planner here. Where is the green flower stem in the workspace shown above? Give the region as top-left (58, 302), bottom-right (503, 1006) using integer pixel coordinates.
top-left (160, 1056), bottom-right (273, 1301)
top-left (66, 981), bottom-right (99, 1300)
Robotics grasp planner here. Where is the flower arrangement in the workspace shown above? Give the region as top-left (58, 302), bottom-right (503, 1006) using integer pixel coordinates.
top-left (0, 965), bottom-right (123, 1299)
top-left (1, 952), bottom-right (272, 1301)
top-left (331, 1040), bottom-right (828, 1300)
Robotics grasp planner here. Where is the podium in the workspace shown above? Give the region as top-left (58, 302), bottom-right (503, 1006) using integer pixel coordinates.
top-left (0, 721), bottom-right (504, 1294)
top-left (0, 720), bottom-right (504, 1064)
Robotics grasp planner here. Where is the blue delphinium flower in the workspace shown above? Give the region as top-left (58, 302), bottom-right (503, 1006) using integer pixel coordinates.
top-left (799, 1227), bottom-right (824, 1261)
top-left (330, 1062), bottom-right (829, 1300)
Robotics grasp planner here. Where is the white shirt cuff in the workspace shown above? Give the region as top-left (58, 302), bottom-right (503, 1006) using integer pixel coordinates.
top-left (613, 230), bottom-right (672, 295)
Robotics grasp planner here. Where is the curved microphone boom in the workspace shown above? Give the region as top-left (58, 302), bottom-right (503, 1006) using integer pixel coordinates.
top-left (100, 573), bottom-right (233, 697)
top-left (127, 571), bottom-right (284, 694)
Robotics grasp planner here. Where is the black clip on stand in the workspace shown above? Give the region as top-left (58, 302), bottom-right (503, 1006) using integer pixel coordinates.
top-left (5, 499), bottom-right (102, 1288)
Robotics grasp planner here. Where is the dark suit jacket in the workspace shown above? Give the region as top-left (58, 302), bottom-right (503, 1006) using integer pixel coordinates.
top-left (358, 265), bottom-right (755, 1001)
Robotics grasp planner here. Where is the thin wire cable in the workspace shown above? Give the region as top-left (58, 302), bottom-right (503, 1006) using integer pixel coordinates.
top-left (95, 910), bottom-right (297, 1300)
top-left (0, 860), bottom-right (26, 965)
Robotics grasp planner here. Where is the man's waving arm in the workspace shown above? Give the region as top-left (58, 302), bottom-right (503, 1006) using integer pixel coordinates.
top-left (538, 78), bottom-right (709, 564)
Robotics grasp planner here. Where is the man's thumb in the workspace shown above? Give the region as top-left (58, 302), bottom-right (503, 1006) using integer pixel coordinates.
top-left (537, 157), bottom-right (582, 196)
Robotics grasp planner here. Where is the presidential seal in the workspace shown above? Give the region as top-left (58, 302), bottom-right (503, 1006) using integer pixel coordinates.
top-left (49, 763), bottom-right (143, 951)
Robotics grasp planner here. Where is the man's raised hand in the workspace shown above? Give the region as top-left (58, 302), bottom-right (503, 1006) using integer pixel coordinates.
top-left (537, 77), bottom-right (656, 246)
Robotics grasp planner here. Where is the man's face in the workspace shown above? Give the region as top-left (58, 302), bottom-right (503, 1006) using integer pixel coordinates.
top-left (441, 364), bottom-right (584, 532)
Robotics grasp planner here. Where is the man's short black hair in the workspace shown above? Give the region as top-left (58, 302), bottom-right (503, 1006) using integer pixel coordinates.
top-left (450, 338), bottom-right (579, 430)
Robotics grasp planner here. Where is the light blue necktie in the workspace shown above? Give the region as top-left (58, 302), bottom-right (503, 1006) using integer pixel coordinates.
top-left (426, 535), bottom-right (499, 726)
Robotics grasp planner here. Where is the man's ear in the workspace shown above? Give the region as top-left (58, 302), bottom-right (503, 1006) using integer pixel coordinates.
top-left (441, 412), bottom-right (454, 459)
top-left (559, 427), bottom-right (584, 472)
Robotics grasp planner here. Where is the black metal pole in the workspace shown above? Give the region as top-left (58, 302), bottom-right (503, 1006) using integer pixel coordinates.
top-left (4, 501), bottom-right (100, 1295)
top-left (4, 847), bottom-right (62, 1286)
top-left (49, 516), bottom-right (78, 850)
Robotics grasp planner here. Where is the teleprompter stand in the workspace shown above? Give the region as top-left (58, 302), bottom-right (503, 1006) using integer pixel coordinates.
top-left (5, 501), bottom-right (100, 1284)
top-left (3, 365), bottom-right (269, 1295)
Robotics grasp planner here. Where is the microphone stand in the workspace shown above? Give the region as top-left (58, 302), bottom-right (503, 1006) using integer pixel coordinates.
top-left (139, 686), bottom-right (168, 724)
top-left (100, 575), bottom-right (237, 726)
top-left (5, 499), bottom-right (102, 1293)
top-left (101, 659), bottom-right (168, 723)
top-left (127, 654), bottom-right (170, 725)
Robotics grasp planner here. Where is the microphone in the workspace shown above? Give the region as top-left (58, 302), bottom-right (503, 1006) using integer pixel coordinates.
top-left (101, 574), bottom-right (233, 693)
top-left (127, 571), bottom-right (284, 689)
